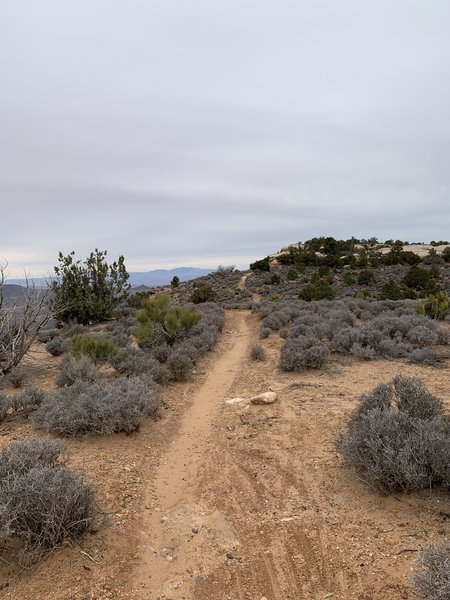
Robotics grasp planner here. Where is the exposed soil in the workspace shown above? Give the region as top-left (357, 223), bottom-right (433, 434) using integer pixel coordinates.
top-left (1, 310), bottom-right (449, 600)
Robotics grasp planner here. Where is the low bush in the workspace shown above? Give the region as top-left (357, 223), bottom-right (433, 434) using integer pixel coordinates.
top-left (7, 365), bottom-right (28, 388)
top-left (70, 334), bottom-right (118, 362)
top-left (250, 343), bottom-right (266, 361)
top-left (413, 542), bottom-right (450, 600)
top-left (0, 387), bottom-right (45, 422)
top-left (37, 328), bottom-right (60, 344)
top-left (46, 336), bottom-right (69, 356)
top-left (10, 387), bottom-right (45, 415)
top-left (110, 347), bottom-right (154, 376)
top-left (337, 377), bottom-right (449, 492)
top-left (280, 336), bottom-right (329, 372)
top-left (190, 284), bottom-right (217, 304)
top-left (34, 376), bottom-right (161, 436)
top-left (166, 349), bottom-right (193, 381)
top-left (409, 347), bottom-right (443, 367)
top-left (0, 439), bottom-right (98, 565)
top-left (56, 355), bottom-right (99, 387)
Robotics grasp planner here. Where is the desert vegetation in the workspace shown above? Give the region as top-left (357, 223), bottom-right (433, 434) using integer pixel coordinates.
top-left (0, 238), bottom-right (449, 598)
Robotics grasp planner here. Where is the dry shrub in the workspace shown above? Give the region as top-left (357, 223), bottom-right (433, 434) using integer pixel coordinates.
top-left (251, 343), bottom-right (266, 361)
top-left (56, 355), bottom-right (99, 387)
top-left (337, 377), bottom-right (450, 492)
top-left (0, 439), bottom-right (98, 566)
top-left (6, 365), bottom-right (29, 388)
top-left (34, 376), bottom-right (160, 436)
top-left (46, 336), bottom-right (69, 356)
top-left (414, 542), bottom-right (450, 600)
top-left (280, 336), bottom-right (329, 372)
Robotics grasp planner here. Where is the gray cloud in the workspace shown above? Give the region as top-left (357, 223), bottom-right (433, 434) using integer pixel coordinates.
top-left (1, 0), bottom-right (450, 276)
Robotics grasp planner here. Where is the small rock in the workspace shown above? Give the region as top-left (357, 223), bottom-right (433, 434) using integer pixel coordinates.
top-left (192, 527), bottom-right (199, 534)
top-left (226, 552), bottom-right (234, 560)
top-left (250, 392), bottom-right (277, 405)
top-left (225, 397), bottom-right (248, 405)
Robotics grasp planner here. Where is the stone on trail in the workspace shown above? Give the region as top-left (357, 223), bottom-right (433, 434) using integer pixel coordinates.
top-left (224, 397), bottom-right (248, 405)
top-left (249, 391), bottom-right (277, 405)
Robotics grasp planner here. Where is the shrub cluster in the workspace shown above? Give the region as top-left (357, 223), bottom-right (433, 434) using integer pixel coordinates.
top-left (0, 439), bottom-right (98, 565)
top-left (337, 377), bottom-right (450, 492)
top-left (255, 298), bottom-right (449, 369)
top-left (0, 387), bottom-right (45, 422)
top-left (56, 355), bottom-right (99, 387)
top-left (134, 298), bottom-right (224, 382)
top-left (280, 336), bottom-right (329, 372)
top-left (34, 376), bottom-right (161, 436)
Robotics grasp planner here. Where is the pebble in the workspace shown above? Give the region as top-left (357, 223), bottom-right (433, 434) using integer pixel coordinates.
top-left (192, 527), bottom-right (199, 534)
top-left (226, 552), bottom-right (234, 560)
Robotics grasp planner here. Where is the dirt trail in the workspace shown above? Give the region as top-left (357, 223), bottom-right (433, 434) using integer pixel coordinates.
top-left (2, 308), bottom-right (449, 600)
top-left (129, 310), bottom-right (252, 599)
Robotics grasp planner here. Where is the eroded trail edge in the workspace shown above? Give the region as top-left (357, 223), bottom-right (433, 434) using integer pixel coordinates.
top-left (130, 310), bottom-right (251, 599)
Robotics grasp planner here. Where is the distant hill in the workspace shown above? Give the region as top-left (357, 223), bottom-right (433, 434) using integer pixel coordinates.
top-left (127, 267), bottom-right (214, 287)
top-left (6, 267), bottom-right (214, 289)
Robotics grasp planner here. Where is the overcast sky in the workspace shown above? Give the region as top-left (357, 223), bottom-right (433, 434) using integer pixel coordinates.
top-left (1, 1), bottom-right (449, 277)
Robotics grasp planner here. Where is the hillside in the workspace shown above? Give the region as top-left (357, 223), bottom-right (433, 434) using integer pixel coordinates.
top-left (0, 237), bottom-right (449, 599)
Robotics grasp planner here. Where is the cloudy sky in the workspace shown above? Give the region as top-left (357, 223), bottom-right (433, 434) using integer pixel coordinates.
top-left (1, 1), bottom-right (449, 277)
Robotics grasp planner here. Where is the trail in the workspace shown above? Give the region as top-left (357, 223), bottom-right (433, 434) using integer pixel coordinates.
top-left (129, 310), bottom-right (252, 599)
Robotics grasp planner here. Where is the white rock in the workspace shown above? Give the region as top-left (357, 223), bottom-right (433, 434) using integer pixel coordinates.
top-left (224, 397), bottom-right (248, 405)
top-left (250, 392), bottom-right (277, 405)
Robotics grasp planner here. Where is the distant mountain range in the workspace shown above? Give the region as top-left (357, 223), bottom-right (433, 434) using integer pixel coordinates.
top-left (5, 267), bottom-right (215, 289)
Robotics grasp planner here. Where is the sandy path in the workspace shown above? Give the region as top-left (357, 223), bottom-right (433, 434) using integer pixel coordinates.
top-left (129, 310), bottom-right (251, 599)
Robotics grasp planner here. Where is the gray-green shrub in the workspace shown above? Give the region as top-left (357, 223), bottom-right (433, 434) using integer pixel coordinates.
top-left (34, 376), bottom-right (161, 436)
top-left (0, 439), bottom-right (98, 565)
top-left (337, 377), bottom-right (449, 492)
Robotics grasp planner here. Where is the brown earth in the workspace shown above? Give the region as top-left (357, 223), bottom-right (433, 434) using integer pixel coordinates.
top-left (1, 310), bottom-right (450, 600)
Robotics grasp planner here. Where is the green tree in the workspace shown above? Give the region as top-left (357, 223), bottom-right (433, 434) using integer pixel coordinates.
top-left (171, 275), bottom-right (180, 288)
top-left (51, 250), bottom-right (129, 325)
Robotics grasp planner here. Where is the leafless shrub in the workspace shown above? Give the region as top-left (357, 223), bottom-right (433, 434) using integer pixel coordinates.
top-left (10, 387), bottom-right (45, 415)
top-left (56, 355), bottom-right (99, 387)
top-left (0, 439), bottom-right (98, 566)
top-left (0, 263), bottom-right (53, 376)
top-left (0, 439), bottom-right (63, 480)
top-left (110, 347), bottom-right (154, 376)
top-left (34, 376), bottom-right (161, 436)
top-left (414, 542), bottom-right (450, 600)
top-left (36, 328), bottom-right (60, 344)
top-left (337, 377), bottom-right (449, 492)
top-left (62, 323), bottom-right (86, 337)
top-left (46, 336), bottom-right (69, 356)
top-left (7, 365), bottom-right (28, 388)
top-left (280, 336), bottom-right (329, 372)
top-left (260, 326), bottom-right (271, 339)
top-left (166, 350), bottom-right (193, 381)
top-left (409, 347), bottom-right (443, 367)
top-left (251, 343), bottom-right (266, 361)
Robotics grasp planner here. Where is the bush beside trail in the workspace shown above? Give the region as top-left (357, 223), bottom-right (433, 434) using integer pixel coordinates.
top-left (337, 376), bottom-right (450, 493)
top-left (0, 439), bottom-right (98, 566)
